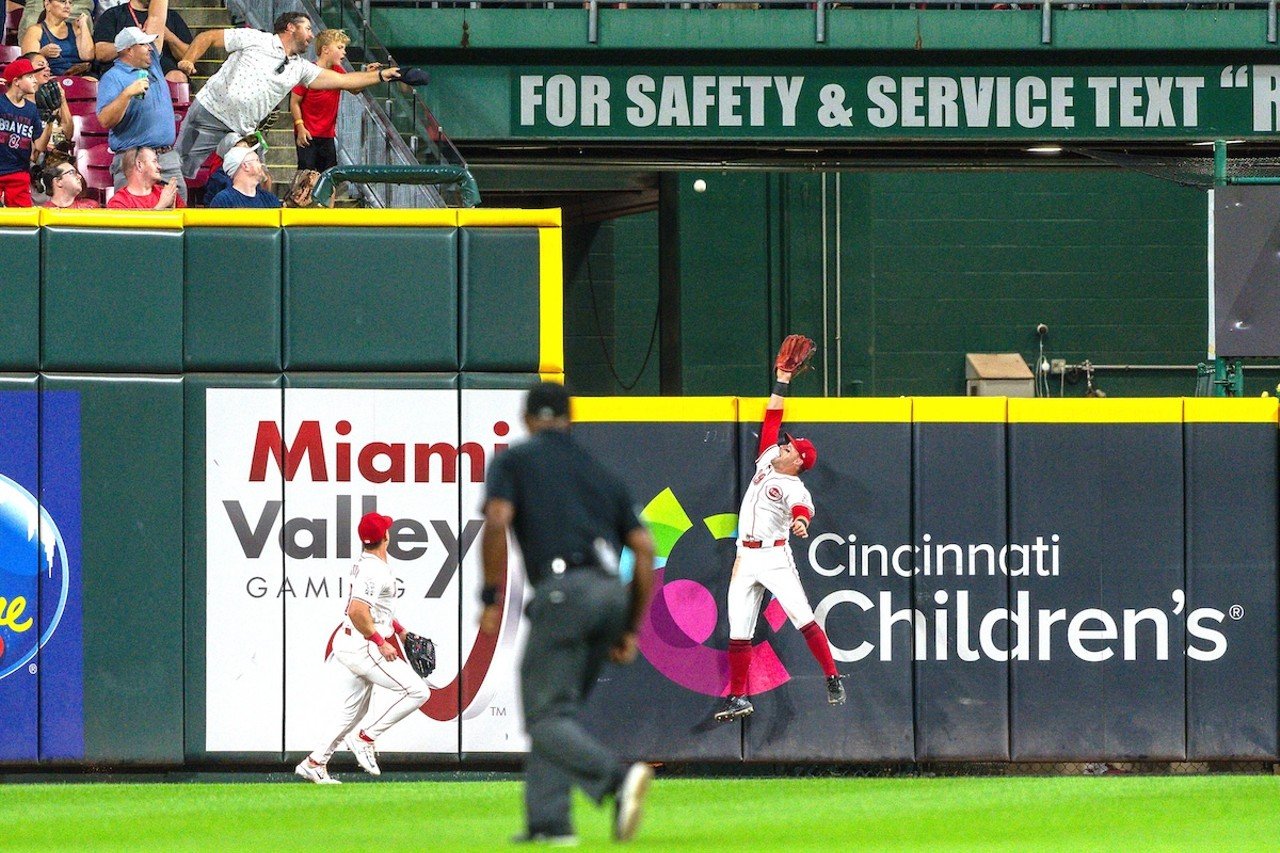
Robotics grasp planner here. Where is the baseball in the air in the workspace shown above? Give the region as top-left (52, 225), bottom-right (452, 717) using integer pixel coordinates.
top-left (693, 179), bottom-right (707, 193)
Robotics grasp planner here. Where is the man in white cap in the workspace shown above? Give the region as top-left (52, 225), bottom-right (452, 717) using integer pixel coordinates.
top-left (94, 0), bottom-right (185, 200)
top-left (206, 144), bottom-right (280, 208)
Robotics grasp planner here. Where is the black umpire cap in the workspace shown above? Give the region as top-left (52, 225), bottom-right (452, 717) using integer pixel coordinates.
top-left (525, 381), bottom-right (570, 420)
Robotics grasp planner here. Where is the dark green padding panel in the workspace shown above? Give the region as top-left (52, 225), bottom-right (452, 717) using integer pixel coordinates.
top-left (459, 372), bottom-right (542, 390)
top-left (283, 228), bottom-right (458, 370)
top-left (185, 229), bottom-right (283, 371)
top-left (460, 228), bottom-right (541, 371)
top-left (183, 374), bottom-right (283, 764)
top-left (41, 228), bottom-right (184, 372)
top-left (0, 228), bottom-right (39, 371)
top-left (46, 375), bottom-right (184, 763)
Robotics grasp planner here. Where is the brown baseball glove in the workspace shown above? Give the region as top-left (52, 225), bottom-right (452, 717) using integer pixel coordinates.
top-left (775, 334), bottom-right (817, 375)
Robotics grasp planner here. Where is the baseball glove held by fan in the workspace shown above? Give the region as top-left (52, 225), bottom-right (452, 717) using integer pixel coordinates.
top-left (775, 334), bottom-right (817, 375)
top-left (403, 632), bottom-right (437, 678)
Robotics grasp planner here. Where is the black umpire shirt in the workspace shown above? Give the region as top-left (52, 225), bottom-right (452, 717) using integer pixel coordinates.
top-left (484, 429), bottom-right (642, 589)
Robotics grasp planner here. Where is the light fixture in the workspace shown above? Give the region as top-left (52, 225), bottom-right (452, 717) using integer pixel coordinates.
top-left (1026, 145), bottom-right (1062, 154)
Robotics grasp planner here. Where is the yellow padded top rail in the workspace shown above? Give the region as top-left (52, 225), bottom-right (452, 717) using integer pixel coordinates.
top-left (279, 208), bottom-right (459, 227)
top-left (184, 209), bottom-right (282, 228)
top-left (740, 397), bottom-right (912, 423)
top-left (913, 396), bottom-right (1006, 423)
top-left (572, 397), bottom-right (737, 422)
top-left (40, 208), bottom-right (184, 229)
top-left (0, 209), bottom-right (40, 227)
top-left (1184, 397), bottom-right (1279, 423)
top-left (1008, 398), bottom-right (1183, 423)
top-left (458, 208), bottom-right (561, 227)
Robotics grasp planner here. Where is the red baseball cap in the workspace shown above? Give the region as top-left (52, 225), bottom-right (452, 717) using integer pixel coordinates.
top-left (784, 433), bottom-right (817, 471)
top-left (357, 512), bottom-right (394, 545)
top-left (2, 59), bottom-right (37, 85)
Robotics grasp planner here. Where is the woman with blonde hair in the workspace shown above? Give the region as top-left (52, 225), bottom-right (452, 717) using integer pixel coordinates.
top-left (20, 0), bottom-right (94, 77)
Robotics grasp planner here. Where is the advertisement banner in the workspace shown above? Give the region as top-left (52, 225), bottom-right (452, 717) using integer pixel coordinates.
top-left (0, 384), bottom-right (83, 763)
top-left (513, 64), bottom-right (1280, 141)
top-left (205, 385), bottom-right (527, 755)
top-left (575, 399), bottom-right (744, 761)
top-left (1008, 401), bottom-right (1187, 760)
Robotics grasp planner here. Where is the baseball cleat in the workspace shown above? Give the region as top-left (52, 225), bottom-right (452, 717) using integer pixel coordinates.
top-left (613, 762), bottom-right (655, 842)
top-left (295, 759), bottom-right (340, 784)
top-left (713, 695), bottom-right (754, 722)
top-left (345, 733), bottom-right (381, 775)
top-left (826, 674), bottom-right (846, 706)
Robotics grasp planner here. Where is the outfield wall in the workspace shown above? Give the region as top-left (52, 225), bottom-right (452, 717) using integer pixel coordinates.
top-left (0, 210), bottom-right (1276, 767)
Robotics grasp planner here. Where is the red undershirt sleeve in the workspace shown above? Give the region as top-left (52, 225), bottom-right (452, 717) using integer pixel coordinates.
top-left (759, 408), bottom-right (783, 456)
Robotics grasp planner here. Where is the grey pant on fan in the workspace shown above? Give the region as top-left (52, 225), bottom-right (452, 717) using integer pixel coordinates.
top-left (519, 570), bottom-right (630, 837)
top-left (174, 100), bottom-right (237, 180)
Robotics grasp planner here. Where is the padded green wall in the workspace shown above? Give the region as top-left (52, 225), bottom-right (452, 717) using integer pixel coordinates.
top-left (0, 225), bottom-right (39, 371)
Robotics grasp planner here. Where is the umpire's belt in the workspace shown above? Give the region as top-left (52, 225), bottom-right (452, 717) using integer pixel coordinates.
top-left (546, 555), bottom-right (609, 576)
top-left (741, 539), bottom-right (787, 549)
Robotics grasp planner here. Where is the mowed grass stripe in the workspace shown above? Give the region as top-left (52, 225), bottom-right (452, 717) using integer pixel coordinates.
top-left (1, 776), bottom-right (1277, 850)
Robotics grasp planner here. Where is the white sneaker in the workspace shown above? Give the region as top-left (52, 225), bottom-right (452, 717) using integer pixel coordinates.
top-left (613, 762), bottom-right (654, 842)
top-left (345, 733), bottom-right (381, 776)
top-left (295, 759), bottom-right (340, 785)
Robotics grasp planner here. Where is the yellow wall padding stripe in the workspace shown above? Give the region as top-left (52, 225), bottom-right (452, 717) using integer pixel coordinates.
top-left (538, 227), bottom-right (564, 374)
top-left (740, 397), bottom-right (912, 423)
top-left (457, 208), bottom-right (562, 228)
top-left (0, 209), bottom-right (40, 227)
top-left (1008, 398), bottom-right (1183, 423)
top-left (40, 208), bottom-right (184, 229)
top-left (183, 209), bottom-right (282, 228)
top-left (1184, 397), bottom-right (1280, 424)
top-left (539, 372), bottom-right (564, 384)
top-left (913, 396), bottom-right (1007, 423)
top-left (279, 208), bottom-right (459, 227)
top-left (573, 397), bottom-right (737, 423)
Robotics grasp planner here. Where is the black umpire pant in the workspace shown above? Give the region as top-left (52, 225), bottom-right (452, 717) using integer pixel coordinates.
top-left (520, 569), bottom-right (630, 835)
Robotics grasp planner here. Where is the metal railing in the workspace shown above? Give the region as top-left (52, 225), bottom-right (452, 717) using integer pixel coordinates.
top-left (287, 0), bottom-right (474, 206)
top-left (367, 0), bottom-right (1280, 46)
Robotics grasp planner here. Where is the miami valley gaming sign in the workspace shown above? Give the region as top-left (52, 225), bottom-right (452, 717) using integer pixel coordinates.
top-left (513, 63), bottom-right (1280, 140)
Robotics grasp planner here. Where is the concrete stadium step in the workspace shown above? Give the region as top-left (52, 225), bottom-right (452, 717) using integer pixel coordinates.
top-left (178, 7), bottom-right (237, 28)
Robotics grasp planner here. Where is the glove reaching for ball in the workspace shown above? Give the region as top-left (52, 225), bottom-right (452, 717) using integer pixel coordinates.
top-left (402, 631), bottom-right (437, 678)
top-left (775, 334), bottom-right (817, 376)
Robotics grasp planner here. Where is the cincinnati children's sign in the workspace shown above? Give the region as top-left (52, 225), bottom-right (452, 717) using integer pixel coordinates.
top-left (204, 387), bottom-right (531, 754)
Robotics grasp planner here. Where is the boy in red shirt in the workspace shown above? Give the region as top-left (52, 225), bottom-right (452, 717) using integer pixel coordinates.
top-left (290, 29), bottom-right (369, 174)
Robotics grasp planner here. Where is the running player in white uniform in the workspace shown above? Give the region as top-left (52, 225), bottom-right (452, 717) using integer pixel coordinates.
top-left (296, 512), bottom-right (431, 783)
top-left (714, 364), bottom-right (845, 722)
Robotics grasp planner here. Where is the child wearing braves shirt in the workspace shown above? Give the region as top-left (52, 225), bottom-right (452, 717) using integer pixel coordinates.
top-left (0, 59), bottom-right (51, 207)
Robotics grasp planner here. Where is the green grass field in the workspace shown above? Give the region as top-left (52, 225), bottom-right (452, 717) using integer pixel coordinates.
top-left (2, 775), bottom-right (1277, 850)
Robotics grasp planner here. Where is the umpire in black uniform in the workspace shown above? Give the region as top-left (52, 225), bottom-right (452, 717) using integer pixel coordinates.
top-left (480, 381), bottom-right (656, 844)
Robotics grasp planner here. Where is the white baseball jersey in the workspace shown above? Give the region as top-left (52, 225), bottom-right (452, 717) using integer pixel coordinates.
top-left (334, 552), bottom-right (397, 649)
top-left (737, 445), bottom-right (814, 545)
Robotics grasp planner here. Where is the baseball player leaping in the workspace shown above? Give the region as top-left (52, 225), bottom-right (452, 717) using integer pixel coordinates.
top-left (296, 512), bottom-right (431, 784)
top-left (714, 336), bottom-right (845, 723)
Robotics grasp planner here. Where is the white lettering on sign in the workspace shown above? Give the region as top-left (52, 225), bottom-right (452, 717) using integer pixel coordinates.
top-left (866, 75), bottom-right (1077, 129)
top-left (1089, 75), bottom-right (1204, 128)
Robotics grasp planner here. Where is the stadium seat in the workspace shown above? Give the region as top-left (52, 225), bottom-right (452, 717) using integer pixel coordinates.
top-left (3, 8), bottom-right (20, 45)
top-left (70, 113), bottom-right (109, 147)
top-left (167, 79), bottom-right (190, 109)
top-left (0, 44), bottom-right (21, 63)
top-left (76, 144), bottom-right (114, 183)
top-left (67, 98), bottom-right (98, 117)
top-left (58, 76), bottom-right (98, 102)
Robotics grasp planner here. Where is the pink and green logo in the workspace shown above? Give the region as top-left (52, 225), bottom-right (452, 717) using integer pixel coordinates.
top-left (635, 487), bottom-right (792, 697)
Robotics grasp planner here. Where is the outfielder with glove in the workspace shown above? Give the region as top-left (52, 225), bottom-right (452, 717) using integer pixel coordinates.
top-left (714, 335), bottom-right (845, 723)
top-left (296, 512), bottom-right (431, 784)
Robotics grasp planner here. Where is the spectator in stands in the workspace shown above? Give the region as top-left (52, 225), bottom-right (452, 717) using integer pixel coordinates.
top-left (207, 145), bottom-right (280, 208)
top-left (106, 144), bottom-right (182, 208)
top-left (290, 28), bottom-right (367, 176)
top-left (20, 0), bottom-right (93, 77)
top-left (23, 51), bottom-right (73, 167)
top-left (174, 12), bottom-right (401, 180)
top-left (0, 58), bottom-right (51, 207)
top-left (96, 10), bottom-right (185, 200)
top-left (93, 0), bottom-right (192, 84)
top-left (40, 161), bottom-right (97, 207)
top-left (14, 0), bottom-right (90, 51)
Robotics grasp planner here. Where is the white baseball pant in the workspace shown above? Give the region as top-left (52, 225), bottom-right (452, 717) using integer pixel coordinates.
top-left (727, 545), bottom-right (816, 640)
top-left (308, 643), bottom-right (430, 765)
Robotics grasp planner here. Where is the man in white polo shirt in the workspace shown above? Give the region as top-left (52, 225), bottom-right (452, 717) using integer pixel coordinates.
top-left (174, 11), bottom-right (399, 178)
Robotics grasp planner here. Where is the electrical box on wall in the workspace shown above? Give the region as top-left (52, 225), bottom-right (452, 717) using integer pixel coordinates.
top-left (965, 353), bottom-right (1034, 397)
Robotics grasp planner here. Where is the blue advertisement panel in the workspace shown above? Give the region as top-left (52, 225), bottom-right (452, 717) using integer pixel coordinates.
top-left (0, 382), bottom-right (39, 762)
top-left (38, 390), bottom-right (84, 760)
